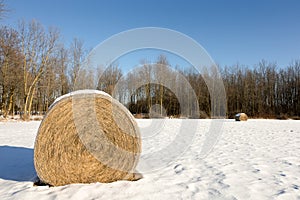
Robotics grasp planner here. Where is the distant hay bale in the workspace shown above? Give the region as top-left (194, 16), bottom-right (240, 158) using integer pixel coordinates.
top-left (34, 90), bottom-right (142, 186)
top-left (134, 113), bottom-right (149, 119)
top-left (235, 113), bottom-right (248, 121)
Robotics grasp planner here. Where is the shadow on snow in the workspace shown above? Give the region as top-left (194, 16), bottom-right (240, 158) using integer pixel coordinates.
top-left (0, 145), bottom-right (36, 182)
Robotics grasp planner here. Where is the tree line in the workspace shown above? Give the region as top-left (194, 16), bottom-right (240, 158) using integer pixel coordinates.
top-left (222, 61), bottom-right (299, 118)
top-left (0, 20), bottom-right (299, 119)
top-left (0, 21), bottom-right (91, 119)
top-left (108, 58), bottom-right (299, 119)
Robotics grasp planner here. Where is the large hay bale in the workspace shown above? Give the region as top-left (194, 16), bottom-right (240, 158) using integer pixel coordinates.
top-left (34, 90), bottom-right (142, 186)
top-left (235, 113), bottom-right (248, 121)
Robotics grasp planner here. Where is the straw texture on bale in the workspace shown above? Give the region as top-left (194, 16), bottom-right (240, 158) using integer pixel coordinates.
top-left (235, 113), bottom-right (248, 121)
top-left (34, 91), bottom-right (141, 186)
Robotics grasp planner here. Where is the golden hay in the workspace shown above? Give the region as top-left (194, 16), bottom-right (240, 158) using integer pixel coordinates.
top-left (235, 113), bottom-right (248, 121)
top-left (34, 91), bottom-right (142, 186)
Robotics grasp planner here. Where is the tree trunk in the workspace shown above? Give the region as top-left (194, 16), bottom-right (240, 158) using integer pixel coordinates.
top-left (6, 91), bottom-right (14, 117)
top-left (28, 87), bottom-right (35, 117)
top-left (160, 85), bottom-right (163, 115)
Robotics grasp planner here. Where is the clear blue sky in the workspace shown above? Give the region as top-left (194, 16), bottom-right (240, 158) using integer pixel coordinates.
top-left (2, 0), bottom-right (300, 69)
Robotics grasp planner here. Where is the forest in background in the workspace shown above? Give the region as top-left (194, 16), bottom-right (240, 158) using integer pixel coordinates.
top-left (108, 58), bottom-right (300, 119)
top-left (0, 11), bottom-right (299, 120)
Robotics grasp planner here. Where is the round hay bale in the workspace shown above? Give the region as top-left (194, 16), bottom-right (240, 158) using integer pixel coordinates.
top-left (235, 113), bottom-right (248, 121)
top-left (34, 90), bottom-right (142, 186)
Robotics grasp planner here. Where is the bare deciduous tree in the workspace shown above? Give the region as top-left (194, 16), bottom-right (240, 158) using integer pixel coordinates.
top-left (0, 26), bottom-right (23, 117)
top-left (69, 38), bottom-right (85, 91)
top-left (19, 20), bottom-right (59, 120)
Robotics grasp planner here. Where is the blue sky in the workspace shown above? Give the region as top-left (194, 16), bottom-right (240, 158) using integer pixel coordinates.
top-left (2, 0), bottom-right (300, 69)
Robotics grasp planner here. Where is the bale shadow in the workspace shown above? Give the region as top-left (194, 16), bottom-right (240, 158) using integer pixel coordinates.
top-left (0, 145), bottom-right (36, 182)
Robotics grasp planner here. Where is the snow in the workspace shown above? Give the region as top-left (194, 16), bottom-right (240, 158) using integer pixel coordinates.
top-left (50, 90), bottom-right (111, 109)
top-left (0, 119), bottom-right (300, 199)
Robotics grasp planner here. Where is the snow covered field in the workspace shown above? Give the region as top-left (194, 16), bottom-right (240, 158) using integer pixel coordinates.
top-left (0, 119), bottom-right (299, 200)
